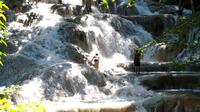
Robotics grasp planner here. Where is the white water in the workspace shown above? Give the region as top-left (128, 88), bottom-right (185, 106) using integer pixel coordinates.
top-left (62, 0), bottom-right (82, 5)
top-left (135, 0), bottom-right (155, 15)
top-left (78, 14), bottom-right (153, 73)
top-left (3, 2), bottom-right (157, 111)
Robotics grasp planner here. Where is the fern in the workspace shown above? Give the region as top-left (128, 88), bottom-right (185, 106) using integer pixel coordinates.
top-left (0, 0), bottom-right (9, 66)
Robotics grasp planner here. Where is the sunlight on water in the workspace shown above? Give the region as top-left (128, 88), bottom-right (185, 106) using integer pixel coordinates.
top-left (3, 2), bottom-right (158, 111)
top-left (81, 14), bottom-right (153, 59)
top-left (31, 3), bottom-right (62, 27)
top-left (62, 0), bottom-right (82, 5)
top-left (20, 78), bottom-right (44, 102)
top-left (101, 53), bottom-right (129, 74)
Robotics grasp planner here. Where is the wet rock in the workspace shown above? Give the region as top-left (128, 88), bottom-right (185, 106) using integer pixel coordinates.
top-left (59, 20), bottom-right (92, 52)
top-left (123, 61), bottom-right (200, 72)
top-left (0, 40), bottom-right (18, 54)
top-left (41, 63), bottom-right (86, 99)
top-left (155, 43), bottom-right (181, 62)
top-left (140, 74), bottom-right (200, 90)
top-left (24, 12), bottom-right (40, 27)
top-left (144, 0), bottom-right (179, 14)
top-left (0, 55), bottom-right (42, 86)
top-left (123, 61), bottom-right (172, 72)
top-left (143, 0), bottom-right (163, 13)
top-left (51, 4), bottom-right (83, 16)
top-left (16, 12), bottom-right (40, 27)
top-left (117, 2), bottom-right (138, 16)
top-left (65, 44), bottom-right (86, 64)
top-left (144, 95), bottom-right (200, 112)
top-left (122, 14), bottom-right (176, 36)
top-left (80, 64), bottom-right (106, 87)
top-left (21, 4), bottom-right (32, 13)
top-left (40, 0), bottom-right (58, 4)
top-left (158, 5), bottom-right (180, 15)
top-left (41, 63), bottom-right (106, 100)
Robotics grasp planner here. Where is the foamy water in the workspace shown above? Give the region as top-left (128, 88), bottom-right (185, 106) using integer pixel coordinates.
top-left (4, 2), bottom-right (157, 111)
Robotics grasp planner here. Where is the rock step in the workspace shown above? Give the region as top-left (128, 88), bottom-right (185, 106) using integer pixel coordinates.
top-left (118, 61), bottom-right (200, 72)
top-left (46, 101), bottom-right (136, 112)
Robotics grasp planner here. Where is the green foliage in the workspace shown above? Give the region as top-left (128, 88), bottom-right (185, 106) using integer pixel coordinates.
top-left (0, 98), bottom-right (46, 112)
top-left (128, 0), bottom-right (136, 6)
top-left (171, 13), bottom-right (200, 39)
top-left (101, 0), bottom-right (109, 9)
top-left (0, 85), bottom-right (21, 98)
top-left (100, 0), bottom-right (136, 10)
top-left (0, 98), bottom-right (11, 111)
top-left (0, 0), bottom-right (9, 65)
top-left (169, 13), bottom-right (200, 51)
top-left (0, 86), bottom-right (46, 112)
top-left (158, 13), bottom-right (200, 69)
top-left (136, 40), bottom-right (157, 56)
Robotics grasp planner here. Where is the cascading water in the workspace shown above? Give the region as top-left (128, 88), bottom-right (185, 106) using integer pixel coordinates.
top-left (135, 0), bottom-right (155, 15)
top-left (0, 0), bottom-right (165, 111)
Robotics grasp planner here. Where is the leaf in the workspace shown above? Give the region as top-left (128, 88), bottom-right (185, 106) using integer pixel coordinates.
top-left (0, 9), bottom-right (4, 13)
top-left (0, 38), bottom-right (7, 46)
top-left (0, 21), bottom-right (6, 30)
top-left (0, 13), bottom-right (6, 22)
top-left (2, 4), bottom-right (9, 10)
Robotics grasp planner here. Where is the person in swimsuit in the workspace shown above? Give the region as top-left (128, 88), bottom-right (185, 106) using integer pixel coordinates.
top-left (91, 53), bottom-right (100, 70)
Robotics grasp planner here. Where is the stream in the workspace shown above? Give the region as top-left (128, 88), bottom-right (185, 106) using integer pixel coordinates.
top-left (0, 0), bottom-right (200, 112)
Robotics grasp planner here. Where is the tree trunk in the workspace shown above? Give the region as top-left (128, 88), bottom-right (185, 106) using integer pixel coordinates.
top-left (178, 0), bottom-right (184, 15)
top-left (190, 0), bottom-right (195, 13)
top-left (58, 0), bottom-right (62, 4)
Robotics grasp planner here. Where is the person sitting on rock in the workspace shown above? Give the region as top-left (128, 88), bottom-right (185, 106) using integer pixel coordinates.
top-left (90, 53), bottom-right (100, 70)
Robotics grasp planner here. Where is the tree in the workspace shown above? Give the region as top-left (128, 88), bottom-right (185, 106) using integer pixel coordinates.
top-left (178, 0), bottom-right (195, 15)
top-left (0, 0), bottom-right (9, 65)
top-left (128, 0), bottom-right (136, 6)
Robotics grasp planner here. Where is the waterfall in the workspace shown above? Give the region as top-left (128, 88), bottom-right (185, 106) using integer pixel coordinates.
top-left (0, 1), bottom-right (160, 111)
top-left (135, 0), bottom-right (155, 15)
top-left (62, 0), bottom-right (82, 5)
top-left (62, 14), bottom-right (153, 72)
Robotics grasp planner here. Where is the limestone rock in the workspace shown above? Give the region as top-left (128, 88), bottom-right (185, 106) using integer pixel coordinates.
top-left (117, 2), bottom-right (138, 16)
top-left (122, 14), bottom-right (176, 36)
top-left (144, 95), bottom-right (200, 112)
top-left (51, 4), bottom-right (83, 17)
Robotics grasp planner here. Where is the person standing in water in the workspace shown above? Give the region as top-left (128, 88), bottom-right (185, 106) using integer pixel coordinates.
top-left (90, 53), bottom-right (100, 70)
top-left (134, 49), bottom-right (141, 74)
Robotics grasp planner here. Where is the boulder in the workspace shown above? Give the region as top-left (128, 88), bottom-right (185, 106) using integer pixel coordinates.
top-left (155, 43), bottom-right (181, 62)
top-left (59, 21), bottom-right (92, 52)
top-left (117, 2), bottom-right (138, 16)
top-left (41, 63), bottom-right (106, 100)
top-left (122, 14), bottom-right (176, 36)
top-left (0, 55), bottom-right (42, 86)
top-left (51, 4), bottom-right (83, 17)
top-left (80, 64), bottom-right (106, 87)
top-left (51, 4), bottom-right (81, 16)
